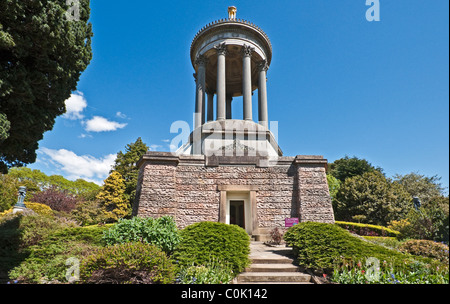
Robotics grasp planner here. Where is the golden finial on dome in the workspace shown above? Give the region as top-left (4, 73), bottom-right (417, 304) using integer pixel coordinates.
top-left (228, 6), bottom-right (237, 20)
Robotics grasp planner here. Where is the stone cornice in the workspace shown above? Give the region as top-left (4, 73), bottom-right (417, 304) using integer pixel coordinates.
top-left (190, 18), bottom-right (272, 66)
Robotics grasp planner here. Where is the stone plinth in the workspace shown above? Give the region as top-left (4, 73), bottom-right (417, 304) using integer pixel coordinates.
top-left (134, 152), bottom-right (334, 233)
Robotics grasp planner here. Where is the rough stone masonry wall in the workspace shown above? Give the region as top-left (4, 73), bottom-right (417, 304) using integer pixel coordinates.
top-left (296, 162), bottom-right (335, 223)
top-left (134, 153), bottom-right (335, 230)
top-left (174, 164), bottom-right (298, 229)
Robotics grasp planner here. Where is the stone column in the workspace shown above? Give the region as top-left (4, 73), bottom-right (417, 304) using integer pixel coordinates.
top-left (194, 55), bottom-right (207, 128)
top-left (226, 95), bottom-right (232, 119)
top-left (258, 60), bottom-right (269, 128)
top-left (242, 45), bottom-right (254, 121)
top-left (215, 43), bottom-right (227, 121)
top-left (207, 91), bottom-right (214, 122)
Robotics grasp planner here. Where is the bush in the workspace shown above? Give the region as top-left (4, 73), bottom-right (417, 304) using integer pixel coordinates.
top-left (80, 242), bottom-right (175, 284)
top-left (333, 171), bottom-right (411, 226)
top-left (177, 258), bottom-right (234, 284)
top-left (24, 202), bottom-right (53, 216)
top-left (102, 216), bottom-right (180, 254)
top-left (392, 206), bottom-right (449, 242)
top-left (69, 199), bottom-right (105, 226)
top-left (335, 221), bottom-right (400, 237)
top-left (8, 224), bottom-right (108, 283)
top-left (399, 240), bottom-right (449, 264)
top-left (173, 222), bottom-right (250, 274)
top-left (284, 222), bottom-right (416, 271)
top-left (31, 187), bottom-right (79, 213)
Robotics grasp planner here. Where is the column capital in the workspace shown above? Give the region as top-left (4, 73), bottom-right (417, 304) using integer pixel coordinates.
top-left (214, 42), bottom-right (227, 56)
top-left (194, 54), bottom-right (208, 67)
top-left (241, 44), bottom-right (255, 57)
top-left (258, 59), bottom-right (269, 72)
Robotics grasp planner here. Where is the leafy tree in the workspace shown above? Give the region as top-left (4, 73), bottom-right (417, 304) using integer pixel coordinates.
top-left (69, 199), bottom-right (104, 226)
top-left (393, 172), bottom-right (447, 205)
top-left (0, 174), bottom-right (18, 211)
top-left (0, 0), bottom-right (93, 173)
top-left (112, 138), bottom-right (148, 208)
top-left (0, 113), bottom-right (10, 142)
top-left (8, 167), bottom-right (99, 196)
top-left (96, 171), bottom-right (128, 222)
top-left (326, 174), bottom-right (340, 201)
top-left (334, 171), bottom-right (412, 226)
top-left (329, 156), bottom-right (383, 182)
top-left (31, 187), bottom-right (79, 213)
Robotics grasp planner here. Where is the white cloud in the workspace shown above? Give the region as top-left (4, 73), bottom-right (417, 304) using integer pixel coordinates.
top-left (63, 92), bottom-right (87, 120)
top-left (84, 116), bottom-right (127, 132)
top-left (40, 147), bottom-right (116, 185)
top-left (149, 144), bottom-right (163, 151)
top-left (116, 111), bottom-right (127, 119)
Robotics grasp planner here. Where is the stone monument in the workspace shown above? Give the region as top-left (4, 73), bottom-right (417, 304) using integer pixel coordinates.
top-left (12, 186), bottom-right (27, 214)
top-left (134, 7), bottom-right (335, 240)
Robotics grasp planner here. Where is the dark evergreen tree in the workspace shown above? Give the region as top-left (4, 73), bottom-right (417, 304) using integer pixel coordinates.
top-left (0, 0), bottom-right (93, 172)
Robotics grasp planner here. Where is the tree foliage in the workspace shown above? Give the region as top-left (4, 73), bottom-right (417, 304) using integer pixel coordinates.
top-left (8, 167), bottom-right (99, 197)
top-left (393, 172), bottom-right (446, 205)
top-left (0, 0), bottom-right (93, 172)
top-left (31, 187), bottom-right (79, 213)
top-left (334, 171), bottom-right (412, 226)
top-left (326, 174), bottom-right (340, 201)
top-left (96, 171), bottom-right (128, 222)
top-left (0, 174), bottom-right (18, 211)
top-left (112, 137), bottom-right (148, 208)
top-left (328, 156), bottom-right (383, 182)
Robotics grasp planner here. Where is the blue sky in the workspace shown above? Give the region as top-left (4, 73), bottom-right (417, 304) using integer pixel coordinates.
top-left (29, 0), bottom-right (449, 190)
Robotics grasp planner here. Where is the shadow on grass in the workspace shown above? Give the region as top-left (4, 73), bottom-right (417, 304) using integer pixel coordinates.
top-left (0, 215), bottom-right (29, 283)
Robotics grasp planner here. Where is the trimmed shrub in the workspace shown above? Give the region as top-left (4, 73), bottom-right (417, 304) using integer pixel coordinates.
top-left (173, 222), bottom-right (250, 274)
top-left (284, 222), bottom-right (416, 271)
top-left (399, 240), bottom-right (449, 264)
top-left (8, 224), bottom-right (108, 283)
top-left (102, 216), bottom-right (180, 254)
top-left (335, 221), bottom-right (400, 237)
top-left (24, 202), bottom-right (53, 216)
top-left (80, 242), bottom-right (175, 284)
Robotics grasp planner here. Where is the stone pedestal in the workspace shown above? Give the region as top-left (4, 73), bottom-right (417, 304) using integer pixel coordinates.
top-left (134, 152), bottom-right (335, 232)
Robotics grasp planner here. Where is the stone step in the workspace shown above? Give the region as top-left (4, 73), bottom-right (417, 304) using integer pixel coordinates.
top-left (237, 272), bottom-right (311, 283)
top-left (250, 257), bottom-right (294, 264)
top-left (246, 263), bottom-right (299, 273)
top-left (239, 281), bottom-right (313, 284)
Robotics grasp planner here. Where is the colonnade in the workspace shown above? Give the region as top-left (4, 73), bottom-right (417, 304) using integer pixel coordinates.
top-left (194, 43), bottom-right (269, 129)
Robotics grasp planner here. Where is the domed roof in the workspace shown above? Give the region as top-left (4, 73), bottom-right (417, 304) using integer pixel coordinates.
top-left (190, 9), bottom-right (272, 68)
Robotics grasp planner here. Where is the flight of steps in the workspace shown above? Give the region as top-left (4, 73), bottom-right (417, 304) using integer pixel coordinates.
top-left (234, 242), bottom-right (312, 284)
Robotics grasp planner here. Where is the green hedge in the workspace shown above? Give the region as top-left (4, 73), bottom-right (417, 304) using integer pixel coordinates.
top-left (80, 242), bottom-right (175, 284)
top-left (335, 221), bottom-right (400, 237)
top-left (173, 222), bottom-right (250, 274)
top-left (284, 222), bottom-right (415, 271)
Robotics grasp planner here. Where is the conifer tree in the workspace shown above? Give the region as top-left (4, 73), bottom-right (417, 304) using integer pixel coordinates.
top-left (112, 138), bottom-right (149, 209)
top-left (97, 171), bottom-right (128, 222)
top-left (0, 0), bottom-right (93, 172)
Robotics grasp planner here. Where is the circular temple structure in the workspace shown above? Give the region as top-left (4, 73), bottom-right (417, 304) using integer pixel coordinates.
top-left (179, 7), bottom-right (279, 157)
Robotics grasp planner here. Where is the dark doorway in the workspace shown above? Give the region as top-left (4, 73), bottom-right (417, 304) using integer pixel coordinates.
top-left (230, 200), bottom-right (245, 229)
